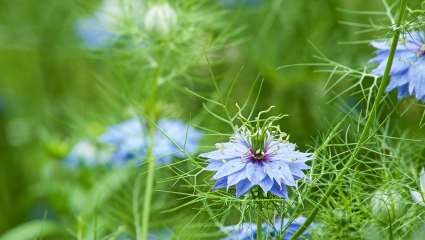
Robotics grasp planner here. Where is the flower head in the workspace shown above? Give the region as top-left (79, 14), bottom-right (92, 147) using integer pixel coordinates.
top-left (200, 125), bottom-right (313, 198)
top-left (99, 118), bottom-right (202, 166)
top-left (76, 0), bottom-right (143, 48)
top-left (411, 168), bottom-right (425, 206)
top-left (144, 3), bottom-right (177, 36)
top-left (370, 31), bottom-right (425, 102)
top-left (221, 217), bottom-right (312, 240)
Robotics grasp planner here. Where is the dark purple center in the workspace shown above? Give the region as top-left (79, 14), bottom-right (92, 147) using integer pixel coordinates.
top-left (419, 45), bottom-right (425, 56)
top-left (248, 148), bottom-right (270, 163)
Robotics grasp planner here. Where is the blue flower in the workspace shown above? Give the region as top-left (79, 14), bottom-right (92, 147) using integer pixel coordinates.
top-left (64, 139), bottom-right (111, 168)
top-left (75, 0), bottom-right (143, 49)
top-left (221, 217), bottom-right (312, 240)
top-left (200, 128), bottom-right (313, 198)
top-left (75, 15), bottom-right (118, 49)
top-left (370, 31), bottom-right (425, 102)
top-left (99, 118), bottom-right (202, 166)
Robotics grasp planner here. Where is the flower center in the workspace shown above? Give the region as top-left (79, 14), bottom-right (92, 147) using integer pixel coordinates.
top-left (249, 148), bottom-right (268, 162)
top-left (419, 44), bottom-right (425, 56)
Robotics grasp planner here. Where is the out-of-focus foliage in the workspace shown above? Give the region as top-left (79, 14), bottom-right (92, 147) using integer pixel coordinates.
top-left (1, 0), bottom-right (425, 239)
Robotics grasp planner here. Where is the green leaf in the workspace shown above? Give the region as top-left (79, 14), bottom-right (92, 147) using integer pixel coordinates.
top-left (0, 220), bottom-right (66, 240)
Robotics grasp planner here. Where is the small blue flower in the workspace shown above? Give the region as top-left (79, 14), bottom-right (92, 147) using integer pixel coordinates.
top-left (370, 31), bottom-right (425, 102)
top-left (64, 139), bottom-right (111, 168)
top-left (200, 128), bottom-right (313, 198)
top-left (75, 0), bottom-right (143, 49)
top-left (75, 15), bottom-right (118, 49)
top-left (99, 118), bottom-right (202, 166)
top-left (221, 217), bottom-right (312, 240)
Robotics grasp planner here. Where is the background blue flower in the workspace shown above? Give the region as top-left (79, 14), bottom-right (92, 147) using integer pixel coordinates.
top-left (75, 15), bottom-right (118, 49)
top-left (200, 130), bottom-right (313, 198)
top-left (370, 31), bottom-right (425, 102)
top-left (221, 217), bottom-right (311, 240)
top-left (100, 118), bottom-right (202, 166)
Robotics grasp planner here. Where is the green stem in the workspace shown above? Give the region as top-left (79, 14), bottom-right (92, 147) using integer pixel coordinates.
top-left (289, 1), bottom-right (408, 239)
top-left (257, 203), bottom-right (262, 240)
top-left (133, 173), bottom-right (143, 240)
top-left (140, 67), bottom-right (160, 240)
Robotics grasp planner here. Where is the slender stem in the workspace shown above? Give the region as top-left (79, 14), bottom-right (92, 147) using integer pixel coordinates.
top-left (257, 203), bottom-right (262, 240)
top-left (140, 67), bottom-right (160, 240)
top-left (133, 173), bottom-right (143, 240)
top-left (140, 125), bottom-right (156, 240)
top-left (289, 1), bottom-right (408, 239)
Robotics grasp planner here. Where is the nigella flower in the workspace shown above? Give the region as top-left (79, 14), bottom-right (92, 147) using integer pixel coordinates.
top-left (75, 0), bottom-right (143, 49)
top-left (99, 118), bottom-right (202, 166)
top-left (64, 139), bottom-right (111, 168)
top-left (200, 127), bottom-right (313, 198)
top-left (370, 31), bottom-right (425, 102)
top-left (411, 168), bottom-right (425, 206)
top-left (221, 217), bottom-right (312, 240)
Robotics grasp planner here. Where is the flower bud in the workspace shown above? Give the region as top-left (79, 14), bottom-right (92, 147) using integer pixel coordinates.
top-left (370, 188), bottom-right (404, 223)
top-left (144, 3), bottom-right (177, 35)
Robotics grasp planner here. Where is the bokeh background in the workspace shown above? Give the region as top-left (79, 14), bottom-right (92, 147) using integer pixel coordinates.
top-left (1, 0), bottom-right (424, 239)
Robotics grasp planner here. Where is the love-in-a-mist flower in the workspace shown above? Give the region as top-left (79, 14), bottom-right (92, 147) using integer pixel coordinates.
top-left (200, 126), bottom-right (313, 198)
top-left (99, 118), bottom-right (202, 166)
top-left (64, 139), bottom-right (111, 168)
top-left (76, 0), bottom-right (143, 48)
top-left (144, 3), bottom-right (177, 35)
top-left (411, 168), bottom-right (425, 206)
top-left (221, 217), bottom-right (312, 240)
top-left (370, 31), bottom-right (425, 102)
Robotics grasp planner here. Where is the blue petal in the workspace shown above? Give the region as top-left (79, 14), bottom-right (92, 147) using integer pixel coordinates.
top-left (258, 176), bottom-right (273, 193)
top-left (214, 177), bottom-right (228, 189)
top-left (205, 159), bottom-right (226, 171)
top-left (270, 181), bottom-right (288, 198)
top-left (372, 50), bottom-right (415, 76)
top-left (397, 84), bottom-right (410, 99)
top-left (227, 169), bottom-right (248, 186)
top-left (236, 179), bottom-right (254, 197)
top-left (407, 58), bottom-right (425, 100)
top-left (386, 73), bottom-right (410, 92)
top-left (213, 159), bottom-right (247, 179)
top-left (245, 162), bottom-right (267, 184)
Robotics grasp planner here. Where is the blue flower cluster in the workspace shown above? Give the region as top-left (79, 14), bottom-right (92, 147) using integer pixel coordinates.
top-left (200, 129), bottom-right (313, 198)
top-left (370, 31), bottom-right (425, 102)
top-left (65, 118), bottom-right (202, 167)
top-left (221, 217), bottom-right (312, 240)
top-left (100, 118), bottom-right (202, 166)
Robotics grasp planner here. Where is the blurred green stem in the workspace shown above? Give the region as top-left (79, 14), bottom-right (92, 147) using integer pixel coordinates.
top-left (140, 67), bottom-right (160, 240)
top-left (257, 204), bottom-right (262, 240)
top-left (289, 0), bottom-right (408, 239)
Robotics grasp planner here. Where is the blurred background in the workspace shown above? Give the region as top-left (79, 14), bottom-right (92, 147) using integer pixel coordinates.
top-left (1, 0), bottom-right (423, 239)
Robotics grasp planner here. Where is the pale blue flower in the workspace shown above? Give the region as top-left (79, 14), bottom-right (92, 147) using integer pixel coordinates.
top-left (221, 217), bottom-right (312, 240)
top-left (75, 0), bottom-right (143, 49)
top-left (200, 129), bottom-right (313, 198)
top-left (370, 31), bottom-right (425, 102)
top-left (99, 118), bottom-right (202, 166)
top-left (75, 16), bottom-right (117, 49)
top-left (64, 139), bottom-right (111, 168)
